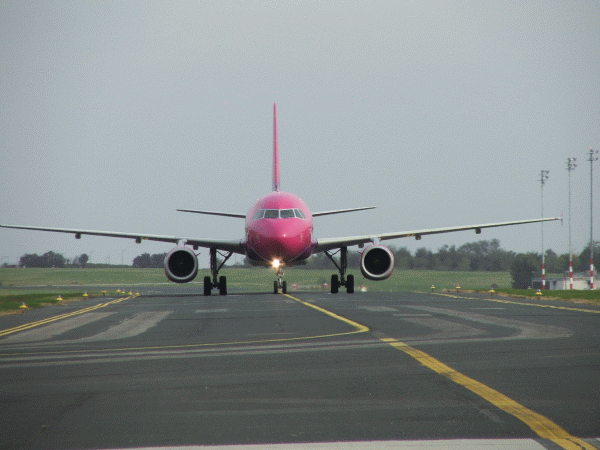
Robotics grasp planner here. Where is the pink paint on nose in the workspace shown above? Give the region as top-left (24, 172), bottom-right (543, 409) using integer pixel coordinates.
top-left (251, 219), bottom-right (311, 262)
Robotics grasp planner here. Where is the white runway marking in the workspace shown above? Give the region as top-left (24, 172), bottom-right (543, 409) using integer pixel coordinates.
top-left (392, 313), bottom-right (432, 317)
top-left (82, 311), bottom-right (171, 341)
top-left (408, 305), bottom-right (572, 340)
top-left (1, 313), bottom-right (113, 343)
top-left (103, 438), bottom-right (552, 449)
top-left (358, 306), bottom-right (399, 312)
top-left (402, 317), bottom-right (485, 340)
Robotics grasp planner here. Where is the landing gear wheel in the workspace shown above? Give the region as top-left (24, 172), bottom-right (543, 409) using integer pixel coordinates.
top-left (204, 276), bottom-right (212, 296)
top-left (331, 274), bottom-right (339, 294)
top-left (274, 281), bottom-right (279, 294)
top-left (218, 276), bottom-right (227, 296)
top-left (282, 281), bottom-right (287, 294)
top-left (346, 274), bottom-right (354, 294)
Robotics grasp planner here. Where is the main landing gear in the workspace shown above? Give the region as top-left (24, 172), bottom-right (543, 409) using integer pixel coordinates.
top-left (204, 248), bottom-right (232, 296)
top-left (273, 266), bottom-right (287, 294)
top-left (324, 246), bottom-right (354, 294)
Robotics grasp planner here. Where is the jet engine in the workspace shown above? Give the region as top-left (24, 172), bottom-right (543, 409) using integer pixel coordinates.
top-left (164, 247), bottom-right (198, 283)
top-left (360, 244), bottom-right (394, 281)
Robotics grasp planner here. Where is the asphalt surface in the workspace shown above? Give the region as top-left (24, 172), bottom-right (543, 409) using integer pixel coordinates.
top-left (0, 286), bottom-right (599, 450)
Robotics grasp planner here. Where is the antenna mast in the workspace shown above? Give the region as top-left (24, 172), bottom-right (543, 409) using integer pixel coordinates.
top-left (566, 157), bottom-right (576, 289)
top-left (540, 170), bottom-right (549, 290)
top-left (588, 148), bottom-right (598, 289)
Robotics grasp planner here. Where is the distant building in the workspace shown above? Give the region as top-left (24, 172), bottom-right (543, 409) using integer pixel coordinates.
top-left (532, 273), bottom-right (596, 290)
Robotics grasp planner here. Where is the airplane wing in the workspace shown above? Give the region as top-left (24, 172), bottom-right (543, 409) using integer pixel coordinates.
top-left (313, 217), bottom-right (561, 253)
top-left (176, 206), bottom-right (378, 218)
top-left (312, 206), bottom-right (376, 217)
top-left (176, 209), bottom-right (246, 219)
top-left (0, 224), bottom-right (246, 254)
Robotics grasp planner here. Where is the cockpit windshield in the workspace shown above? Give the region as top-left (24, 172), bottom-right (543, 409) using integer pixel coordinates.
top-left (252, 209), bottom-right (307, 220)
top-left (264, 209), bottom-right (280, 219)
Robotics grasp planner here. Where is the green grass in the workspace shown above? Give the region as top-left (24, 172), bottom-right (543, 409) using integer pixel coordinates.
top-left (479, 288), bottom-right (600, 303)
top-left (0, 267), bottom-right (168, 287)
top-left (1, 268), bottom-right (596, 311)
top-left (0, 291), bottom-right (115, 312)
top-left (0, 266), bottom-right (531, 292)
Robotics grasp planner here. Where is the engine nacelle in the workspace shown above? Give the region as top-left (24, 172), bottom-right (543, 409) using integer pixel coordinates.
top-left (360, 244), bottom-right (394, 281)
top-left (164, 247), bottom-right (198, 283)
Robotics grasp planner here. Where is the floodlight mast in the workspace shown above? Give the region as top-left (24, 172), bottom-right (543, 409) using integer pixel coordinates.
top-left (588, 148), bottom-right (598, 290)
top-left (540, 170), bottom-right (550, 290)
top-left (566, 158), bottom-right (576, 289)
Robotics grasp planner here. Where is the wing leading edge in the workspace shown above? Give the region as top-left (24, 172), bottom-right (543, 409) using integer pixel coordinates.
top-left (312, 206), bottom-right (376, 217)
top-left (176, 209), bottom-right (246, 219)
top-left (313, 217), bottom-right (561, 253)
top-left (0, 224), bottom-right (246, 255)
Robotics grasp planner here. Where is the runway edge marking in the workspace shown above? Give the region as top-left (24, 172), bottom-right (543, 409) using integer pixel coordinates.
top-left (283, 293), bottom-right (594, 450)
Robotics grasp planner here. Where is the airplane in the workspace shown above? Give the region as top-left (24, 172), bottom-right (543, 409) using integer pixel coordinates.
top-left (1, 104), bottom-right (560, 295)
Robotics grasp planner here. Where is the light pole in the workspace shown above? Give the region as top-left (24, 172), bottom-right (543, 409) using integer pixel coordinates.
top-left (588, 148), bottom-right (598, 289)
top-left (540, 170), bottom-right (549, 290)
top-left (566, 158), bottom-right (576, 289)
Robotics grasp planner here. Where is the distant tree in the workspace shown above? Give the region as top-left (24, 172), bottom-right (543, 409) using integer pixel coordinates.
top-left (151, 253), bottom-right (166, 268)
top-left (43, 251), bottom-right (66, 268)
top-left (394, 247), bottom-right (413, 269)
top-left (19, 253), bottom-right (39, 268)
top-left (308, 253), bottom-right (331, 269)
top-left (133, 253), bottom-right (152, 268)
top-left (132, 252), bottom-right (167, 268)
top-left (347, 250), bottom-right (360, 269)
top-left (558, 252), bottom-right (580, 275)
top-left (413, 247), bottom-right (434, 270)
top-left (510, 253), bottom-right (539, 289)
top-left (543, 249), bottom-right (561, 274)
top-left (76, 253), bottom-right (89, 268)
top-left (19, 251), bottom-right (65, 268)
top-left (576, 241), bottom-right (600, 273)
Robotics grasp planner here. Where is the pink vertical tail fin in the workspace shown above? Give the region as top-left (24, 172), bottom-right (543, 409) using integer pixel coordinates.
top-left (273, 103), bottom-right (280, 192)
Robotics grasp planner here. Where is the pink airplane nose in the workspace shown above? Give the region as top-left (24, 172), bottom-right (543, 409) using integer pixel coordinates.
top-left (251, 220), bottom-right (310, 262)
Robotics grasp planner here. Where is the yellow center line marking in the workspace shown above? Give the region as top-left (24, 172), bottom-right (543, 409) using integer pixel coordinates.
top-left (382, 338), bottom-right (594, 450)
top-left (285, 293), bottom-right (594, 450)
top-left (434, 292), bottom-right (600, 314)
top-left (283, 293), bottom-right (369, 333)
top-left (0, 295), bottom-right (137, 337)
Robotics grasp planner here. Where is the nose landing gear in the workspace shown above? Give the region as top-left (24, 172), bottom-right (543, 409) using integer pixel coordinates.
top-left (274, 266), bottom-right (287, 294)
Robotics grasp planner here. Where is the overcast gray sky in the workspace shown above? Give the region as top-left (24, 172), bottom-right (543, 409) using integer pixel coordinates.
top-left (1, 1), bottom-right (599, 267)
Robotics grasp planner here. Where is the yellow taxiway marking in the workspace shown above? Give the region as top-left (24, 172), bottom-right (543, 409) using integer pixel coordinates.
top-left (284, 293), bottom-right (594, 450)
top-left (283, 293), bottom-right (369, 333)
top-left (380, 338), bottom-right (594, 450)
top-left (434, 292), bottom-right (600, 314)
top-left (0, 295), bottom-right (137, 338)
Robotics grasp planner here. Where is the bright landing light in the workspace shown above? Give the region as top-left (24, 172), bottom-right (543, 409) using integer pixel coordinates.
top-left (272, 259), bottom-right (281, 268)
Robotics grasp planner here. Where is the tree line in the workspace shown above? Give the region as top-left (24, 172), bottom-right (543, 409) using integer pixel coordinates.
top-left (302, 239), bottom-right (599, 274)
top-left (16, 252), bottom-right (89, 268)
top-left (11, 240), bottom-right (599, 289)
top-left (132, 253), bottom-right (167, 268)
